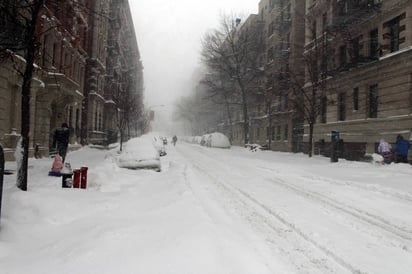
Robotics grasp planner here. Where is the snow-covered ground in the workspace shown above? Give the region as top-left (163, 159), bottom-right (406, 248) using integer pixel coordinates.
top-left (1, 136), bottom-right (412, 274)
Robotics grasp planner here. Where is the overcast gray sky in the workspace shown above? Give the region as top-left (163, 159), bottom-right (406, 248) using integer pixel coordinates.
top-left (129, 0), bottom-right (258, 108)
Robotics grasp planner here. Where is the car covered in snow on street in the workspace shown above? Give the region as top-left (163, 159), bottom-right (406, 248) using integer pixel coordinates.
top-left (200, 132), bottom-right (231, 148)
top-left (117, 135), bottom-right (161, 171)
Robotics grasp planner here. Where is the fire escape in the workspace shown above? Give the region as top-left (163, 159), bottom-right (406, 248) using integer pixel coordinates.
top-left (326, 0), bottom-right (382, 74)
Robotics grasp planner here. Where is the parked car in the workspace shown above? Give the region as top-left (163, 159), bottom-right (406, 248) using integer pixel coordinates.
top-left (153, 136), bottom-right (167, 156)
top-left (117, 135), bottom-right (161, 171)
top-left (201, 132), bottom-right (231, 148)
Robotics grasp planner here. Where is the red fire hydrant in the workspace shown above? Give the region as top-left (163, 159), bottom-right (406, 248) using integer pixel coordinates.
top-left (80, 166), bottom-right (88, 189)
top-left (73, 169), bottom-right (81, 188)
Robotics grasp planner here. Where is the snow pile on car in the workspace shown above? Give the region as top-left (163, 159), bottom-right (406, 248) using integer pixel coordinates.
top-left (201, 132), bottom-right (231, 148)
top-left (117, 135), bottom-right (161, 171)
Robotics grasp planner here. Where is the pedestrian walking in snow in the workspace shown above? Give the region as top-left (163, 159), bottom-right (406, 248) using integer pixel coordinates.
top-left (53, 123), bottom-right (70, 162)
top-left (172, 135), bottom-right (177, 146)
top-left (378, 139), bottom-right (392, 164)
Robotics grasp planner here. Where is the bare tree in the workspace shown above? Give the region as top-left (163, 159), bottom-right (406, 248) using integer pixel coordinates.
top-left (111, 74), bottom-right (142, 152)
top-left (201, 14), bottom-right (264, 145)
top-left (0, 0), bottom-right (44, 190)
top-left (174, 95), bottom-right (199, 135)
top-left (200, 72), bottom-right (238, 142)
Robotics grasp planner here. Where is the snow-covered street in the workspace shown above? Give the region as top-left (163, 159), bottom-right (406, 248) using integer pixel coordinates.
top-left (1, 137), bottom-right (412, 273)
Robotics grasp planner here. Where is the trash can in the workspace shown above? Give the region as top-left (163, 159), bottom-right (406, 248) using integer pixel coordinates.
top-left (80, 166), bottom-right (88, 189)
top-left (61, 172), bottom-right (73, 188)
top-left (73, 169), bottom-right (81, 188)
top-left (61, 162), bottom-right (73, 188)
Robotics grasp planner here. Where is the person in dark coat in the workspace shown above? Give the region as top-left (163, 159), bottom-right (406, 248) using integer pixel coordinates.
top-left (395, 134), bottom-right (410, 163)
top-left (53, 123), bottom-right (70, 162)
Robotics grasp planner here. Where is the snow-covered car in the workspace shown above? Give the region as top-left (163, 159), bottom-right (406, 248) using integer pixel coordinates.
top-left (153, 136), bottom-right (167, 156)
top-left (201, 132), bottom-right (231, 148)
top-left (117, 136), bottom-right (161, 171)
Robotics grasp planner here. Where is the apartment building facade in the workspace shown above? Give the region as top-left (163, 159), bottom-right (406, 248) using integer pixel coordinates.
top-left (0, 0), bottom-right (144, 160)
top-left (244, 0), bottom-right (305, 152)
top-left (304, 0), bottom-right (412, 160)
top-left (103, 0), bottom-right (144, 143)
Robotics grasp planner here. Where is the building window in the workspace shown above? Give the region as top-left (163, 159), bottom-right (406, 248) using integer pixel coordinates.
top-left (369, 84), bottom-right (378, 118)
top-left (42, 34), bottom-right (49, 66)
top-left (321, 96), bottom-right (327, 123)
top-left (277, 95), bottom-right (282, 111)
top-left (276, 126), bottom-right (281, 140)
top-left (339, 45), bottom-right (347, 66)
top-left (338, 0), bottom-right (348, 16)
top-left (312, 20), bottom-right (317, 40)
top-left (388, 16), bottom-right (401, 52)
top-left (284, 124), bottom-right (288, 140)
top-left (271, 127), bottom-right (275, 141)
top-left (338, 93), bottom-right (346, 121)
top-left (0, 9), bottom-right (6, 26)
top-left (322, 12), bottom-right (328, 32)
top-left (351, 36), bottom-right (361, 63)
top-left (284, 94), bottom-right (289, 110)
top-left (256, 128), bottom-right (260, 140)
top-left (353, 87), bottom-right (359, 111)
top-left (369, 29), bottom-right (379, 58)
top-left (268, 21), bottom-right (275, 37)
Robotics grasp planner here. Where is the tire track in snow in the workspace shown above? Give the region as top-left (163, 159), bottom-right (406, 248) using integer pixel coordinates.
top-left (191, 148), bottom-right (412, 243)
top-left (258, 166), bottom-right (412, 203)
top-left (179, 149), bottom-right (360, 274)
top-left (264, 176), bottom-right (412, 242)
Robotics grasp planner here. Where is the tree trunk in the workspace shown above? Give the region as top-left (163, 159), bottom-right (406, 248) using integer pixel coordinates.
top-left (223, 94), bottom-right (233, 143)
top-left (119, 131), bottom-right (123, 152)
top-left (17, 0), bottom-right (43, 191)
top-left (239, 82), bottom-right (249, 145)
top-left (308, 121), bottom-right (314, 158)
top-left (268, 113), bottom-right (272, 150)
